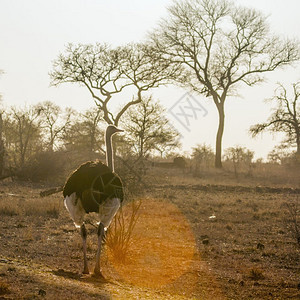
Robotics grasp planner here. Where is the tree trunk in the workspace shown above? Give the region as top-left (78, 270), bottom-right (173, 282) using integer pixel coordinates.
top-left (296, 132), bottom-right (300, 164)
top-left (215, 102), bottom-right (225, 169)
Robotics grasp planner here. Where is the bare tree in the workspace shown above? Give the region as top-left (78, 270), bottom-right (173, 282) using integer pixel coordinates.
top-left (50, 43), bottom-right (180, 126)
top-left (150, 0), bottom-right (299, 168)
top-left (80, 107), bottom-right (104, 152)
top-left (121, 96), bottom-right (180, 160)
top-left (192, 144), bottom-right (215, 173)
top-left (250, 82), bottom-right (300, 161)
top-left (62, 107), bottom-right (105, 154)
top-left (224, 146), bottom-right (254, 177)
top-left (267, 146), bottom-right (296, 165)
top-left (3, 106), bottom-right (42, 168)
top-left (35, 101), bottom-right (73, 151)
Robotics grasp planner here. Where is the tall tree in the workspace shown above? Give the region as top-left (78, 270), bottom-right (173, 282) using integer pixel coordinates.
top-left (250, 82), bottom-right (300, 160)
top-left (150, 0), bottom-right (299, 168)
top-left (50, 43), bottom-right (180, 126)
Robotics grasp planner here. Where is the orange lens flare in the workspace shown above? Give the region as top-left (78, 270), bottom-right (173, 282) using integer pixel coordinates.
top-left (105, 198), bottom-right (196, 288)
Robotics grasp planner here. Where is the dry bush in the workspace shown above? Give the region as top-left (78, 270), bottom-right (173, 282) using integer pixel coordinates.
top-left (17, 151), bottom-right (66, 182)
top-left (0, 205), bottom-right (19, 216)
top-left (0, 198), bottom-right (20, 216)
top-left (0, 281), bottom-right (10, 296)
top-left (105, 198), bottom-right (141, 263)
top-left (283, 196), bottom-right (300, 246)
top-left (0, 192), bottom-right (61, 218)
top-left (249, 267), bottom-right (265, 280)
top-left (24, 198), bottom-right (60, 218)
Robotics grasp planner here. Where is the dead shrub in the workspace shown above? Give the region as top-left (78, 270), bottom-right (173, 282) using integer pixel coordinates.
top-left (249, 267), bottom-right (265, 280)
top-left (0, 281), bottom-right (10, 295)
top-left (0, 205), bottom-right (19, 216)
top-left (105, 198), bottom-right (141, 263)
top-left (17, 151), bottom-right (66, 182)
top-left (283, 196), bottom-right (300, 246)
top-left (24, 198), bottom-right (60, 218)
top-left (0, 198), bottom-right (19, 216)
top-left (45, 203), bottom-right (60, 218)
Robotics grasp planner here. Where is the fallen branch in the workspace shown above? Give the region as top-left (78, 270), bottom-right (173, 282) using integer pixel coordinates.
top-left (0, 174), bottom-right (14, 181)
top-left (40, 186), bottom-right (63, 197)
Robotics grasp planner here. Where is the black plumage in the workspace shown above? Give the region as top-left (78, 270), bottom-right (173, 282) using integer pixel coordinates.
top-left (63, 161), bottom-right (124, 213)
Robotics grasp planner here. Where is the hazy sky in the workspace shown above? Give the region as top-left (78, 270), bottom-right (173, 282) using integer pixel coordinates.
top-left (0, 0), bottom-right (299, 159)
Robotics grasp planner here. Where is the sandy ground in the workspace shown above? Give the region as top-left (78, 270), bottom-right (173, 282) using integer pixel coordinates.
top-left (0, 180), bottom-right (299, 299)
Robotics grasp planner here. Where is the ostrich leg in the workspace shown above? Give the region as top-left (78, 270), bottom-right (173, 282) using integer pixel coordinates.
top-left (94, 222), bottom-right (105, 276)
top-left (80, 223), bottom-right (89, 274)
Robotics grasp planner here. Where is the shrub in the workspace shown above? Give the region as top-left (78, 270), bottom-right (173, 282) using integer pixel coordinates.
top-left (224, 146), bottom-right (254, 177)
top-left (106, 198), bottom-right (141, 263)
top-left (192, 144), bottom-right (214, 175)
top-left (0, 205), bottom-right (19, 216)
top-left (249, 267), bottom-right (265, 280)
top-left (0, 281), bottom-right (10, 295)
top-left (283, 196), bottom-right (300, 246)
top-left (17, 151), bottom-right (66, 182)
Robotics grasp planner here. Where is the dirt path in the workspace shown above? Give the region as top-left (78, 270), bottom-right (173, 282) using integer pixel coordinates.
top-left (0, 254), bottom-right (225, 299)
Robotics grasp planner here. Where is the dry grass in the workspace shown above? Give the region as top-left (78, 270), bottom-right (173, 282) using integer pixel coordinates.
top-left (0, 281), bottom-right (10, 296)
top-left (0, 190), bottom-right (61, 218)
top-left (0, 204), bottom-right (19, 216)
top-left (24, 199), bottom-right (60, 218)
top-left (282, 196), bottom-right (300, 245)
top-left (106, 198), bottom-right (142, 263)
top-left (105, 198), bottom-right (196, 288)
top-left (0, 174), bottom-right (299, 299)
top-left (146, 161), bottom-right (300, 188)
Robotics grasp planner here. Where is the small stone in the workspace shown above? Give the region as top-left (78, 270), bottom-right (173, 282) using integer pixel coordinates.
top-left (257, 242), bottom-right (265, 250)
top-left (38, 289), bottom-right (46, 296)
top-left (202, 239), bottom-right (209, 245)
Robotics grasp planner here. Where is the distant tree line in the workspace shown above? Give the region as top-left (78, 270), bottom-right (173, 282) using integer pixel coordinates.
top-left (0, 99), bottom-right (180, 181)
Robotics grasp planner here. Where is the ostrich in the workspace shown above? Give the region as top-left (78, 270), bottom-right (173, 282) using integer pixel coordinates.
top-left (63, 125), bottom-right (124, 276)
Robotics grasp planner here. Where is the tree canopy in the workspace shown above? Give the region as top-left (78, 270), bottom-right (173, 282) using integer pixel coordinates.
top-left (250, 82), bottom-right (300, 159)
top-left (50, 43), bottom-right (181, 126)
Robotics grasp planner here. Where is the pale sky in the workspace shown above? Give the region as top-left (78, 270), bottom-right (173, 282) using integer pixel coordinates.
top-left (0, 0), bottom-right (299, 159)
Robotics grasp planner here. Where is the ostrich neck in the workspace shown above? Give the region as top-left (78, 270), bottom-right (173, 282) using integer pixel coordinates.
top-left (105, 132), bottom-right (114, 172)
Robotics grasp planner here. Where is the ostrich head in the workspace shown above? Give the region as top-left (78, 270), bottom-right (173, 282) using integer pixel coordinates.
top-left (106, 125), bottom-right (124, 137)
top-left (105, 125), bottom-right (123, 171)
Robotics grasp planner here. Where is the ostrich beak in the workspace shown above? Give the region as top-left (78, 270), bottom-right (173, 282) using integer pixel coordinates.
top-left (115, 127), bottom-right (124, 133)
